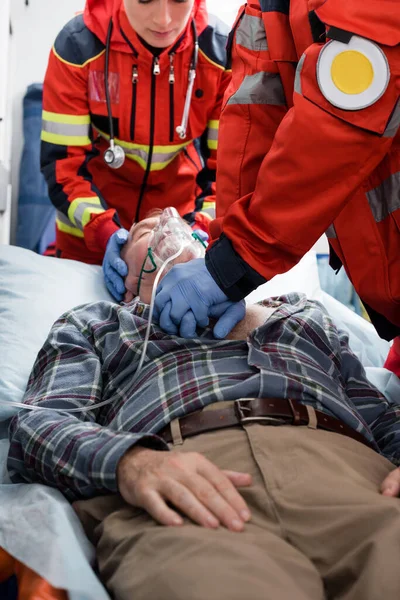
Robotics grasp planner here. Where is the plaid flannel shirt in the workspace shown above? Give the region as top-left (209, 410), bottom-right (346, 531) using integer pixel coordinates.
top-left (8, 294), bottom-right (400, 501)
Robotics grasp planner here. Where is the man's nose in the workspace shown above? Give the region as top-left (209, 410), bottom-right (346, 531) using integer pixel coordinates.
top-left (153, 0), bottom-right (173, 29)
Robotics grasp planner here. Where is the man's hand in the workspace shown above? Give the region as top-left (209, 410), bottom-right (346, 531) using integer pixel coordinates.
top-left (381, 467), bottom-right (400, 497)
top-left (117, 446), bottom-right (252, 531)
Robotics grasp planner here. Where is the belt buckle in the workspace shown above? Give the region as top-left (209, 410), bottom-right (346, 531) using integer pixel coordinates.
top-left (234, 399), bottom-right (286, 426)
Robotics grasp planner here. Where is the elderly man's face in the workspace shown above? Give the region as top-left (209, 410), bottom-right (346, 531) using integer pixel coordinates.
top-left (121, 210), bottom-right (204, 304)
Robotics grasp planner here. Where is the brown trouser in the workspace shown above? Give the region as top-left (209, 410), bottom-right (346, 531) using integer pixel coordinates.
top-left (74, 425), bottom-right (400, 600)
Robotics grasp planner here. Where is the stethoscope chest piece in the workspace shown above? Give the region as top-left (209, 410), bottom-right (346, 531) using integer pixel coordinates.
top-left (104, 142), bottom-right (125, 169)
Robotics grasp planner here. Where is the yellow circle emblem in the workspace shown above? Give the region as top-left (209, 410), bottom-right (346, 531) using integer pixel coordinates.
top-left (317, 36), bottom-right (390, 110)
top-left (331, 50), bottom-right (374, 95)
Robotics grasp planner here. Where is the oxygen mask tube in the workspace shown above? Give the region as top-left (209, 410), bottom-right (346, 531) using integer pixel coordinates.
top-left (130, 241), bottom-right (186, 381)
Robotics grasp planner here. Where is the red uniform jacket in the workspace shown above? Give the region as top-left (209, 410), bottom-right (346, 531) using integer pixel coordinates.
top-left (41, 0), bottom-right (230, 264)
top-left (207, 0), bottom-right (400, 339)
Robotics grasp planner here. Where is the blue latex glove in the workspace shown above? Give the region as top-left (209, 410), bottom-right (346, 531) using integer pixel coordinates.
top-left (154, 258), bottom-right (246, 338)
top-left (103, 228), bottom-right (129, 301)
top-left (193, 229), bottom-right (209, 244)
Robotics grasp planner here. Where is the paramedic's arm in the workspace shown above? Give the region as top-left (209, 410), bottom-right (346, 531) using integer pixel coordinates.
top-left (209, 4), bottom-right (289, 243)
top-left (207, 41), bottom-right (400, 296)
top-left (41, 24), bottom-right (118, 255)
top-left (7, 317), bottom-right (165, 502)
top-left (185, 66), bottom-right (232, 236)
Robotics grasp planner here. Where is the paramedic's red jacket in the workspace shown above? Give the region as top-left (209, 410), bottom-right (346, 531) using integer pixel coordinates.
top-left (207, 0), bottom-right (400, 339)
top-left (41, 0), bottom-right (230, 264)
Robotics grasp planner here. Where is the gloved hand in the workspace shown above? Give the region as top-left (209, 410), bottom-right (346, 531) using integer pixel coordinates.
top-left (103, 228), bottom-right (129, 301)
top-left (192, 229), bottom-right (209, 244)
top-left (154, 258), bottom-right (246, 338)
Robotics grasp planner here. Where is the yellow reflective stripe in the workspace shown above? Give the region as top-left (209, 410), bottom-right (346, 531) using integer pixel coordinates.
top-left (95, 127), bottom-right (190, 154)
top-left (207, 139), bottom-right (218, 151)
top-left (95, 128), bottom-right (192, 170)
top-left (68, 197), bottom-right (102, 227)
top-left (125, 155), bottom-right (178, 171)
top-left (42, 111), bottom-right (91, 125)
top-left (126, 154), bottom-right (147, 170)
top-left (52, 45), bottom-right (106, 69)
top-left (202, 201), bottom-right (215, 210)
top-left (208, 120), bottom-right (219, 130)
top-left (81, 207), bottom-right (104, 228)
top-left (199, 48), bottom-right (225, 71)
top-left (56, 218), bottom-right (84, 238)
top-left (41, 130), bottom-right (91, 147)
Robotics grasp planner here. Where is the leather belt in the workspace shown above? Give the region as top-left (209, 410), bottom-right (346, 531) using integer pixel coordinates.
top-left (158, 397), bottom-right (373, 450)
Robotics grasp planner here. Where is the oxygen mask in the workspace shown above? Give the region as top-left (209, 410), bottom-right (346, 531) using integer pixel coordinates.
top-left (137, 206), bottom-right (206, 296)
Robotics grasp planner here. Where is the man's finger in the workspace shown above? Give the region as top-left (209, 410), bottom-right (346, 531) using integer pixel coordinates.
top-left (188, 473), bottom-right (246, 531)
top-left (381, 467), bottom-right (400, 497)
top-left (197, 462), bottom-right (252, 525)
top-left (223, 470), bottom-right (253, 490)
top-left (160, 478), bottom-right (220, 529)
top-left (137, 488), bottom-right (184, 527)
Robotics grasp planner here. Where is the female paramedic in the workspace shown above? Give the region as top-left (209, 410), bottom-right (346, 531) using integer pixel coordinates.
top-left (40, 0), bottom-right (230, 300)
top-left (153, 0), bottom-right (400, 376)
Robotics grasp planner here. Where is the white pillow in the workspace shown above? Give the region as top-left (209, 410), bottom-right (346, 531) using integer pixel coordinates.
top-left (0, 245), bottom-right (111, 420)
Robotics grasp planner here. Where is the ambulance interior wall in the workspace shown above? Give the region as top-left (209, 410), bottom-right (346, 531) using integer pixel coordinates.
top-left (8, 0), bottom-right (243, 245)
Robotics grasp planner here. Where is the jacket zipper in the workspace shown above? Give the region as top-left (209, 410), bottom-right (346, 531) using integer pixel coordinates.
top-left (135, 56), bottom-right (159, 223)
top-left (130, 65), bottom-right (138, 140)
top-left (169, 53), bottom-right (175, 142)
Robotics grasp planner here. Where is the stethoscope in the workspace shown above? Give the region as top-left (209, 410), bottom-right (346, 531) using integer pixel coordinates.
top-left (103, 19), bottom-right (199, 170)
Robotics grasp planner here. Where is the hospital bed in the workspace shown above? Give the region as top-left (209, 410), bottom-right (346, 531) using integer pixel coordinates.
top-left (0, 243), bottom-right (397, 600)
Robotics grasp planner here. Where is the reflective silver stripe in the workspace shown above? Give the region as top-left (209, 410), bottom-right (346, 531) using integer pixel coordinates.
top-left (366, 171), bottom-right (400, 222)
top-left (123, 147), bottom-right (180, 164)
top-left (325, 224), bottom-right (337, 239)
top-left (202, 206), bottom-right (216, 218)
top-left (42, 120), bottom-right (90, 137)
top-left (207, 128), bottom-right (218, 142)
top-left (56, 210), bottom-right (74, 227)
top-left (73, 201), bottom-right (102, 229)
top-left (95, 130), bottom-right (187, 168)
top-left (383, 99), bottom-right (400, 138)
top-left (294, 54), bottom-right (306, 96)
top-left (228, 72), bottom-right (286, 106)
top-left (236, 14), bottom-right (268, 51)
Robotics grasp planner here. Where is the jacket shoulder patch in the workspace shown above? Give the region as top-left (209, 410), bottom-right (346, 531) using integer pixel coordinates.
top-left (198, 14), bottom-right (230, 69)
top-left (54, 14), bottom-right (105, 66)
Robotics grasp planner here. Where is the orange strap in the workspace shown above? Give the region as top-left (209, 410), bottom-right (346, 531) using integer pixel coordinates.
top-left (0, 549), bottom-right (68, 600)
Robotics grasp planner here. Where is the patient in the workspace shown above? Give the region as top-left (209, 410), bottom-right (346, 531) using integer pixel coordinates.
top-left (7, 209), bottom-right (400, 600)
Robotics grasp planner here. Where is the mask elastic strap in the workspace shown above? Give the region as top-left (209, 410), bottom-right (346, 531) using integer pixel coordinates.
top-left (137, 248), bottom-right (157, 296)
top-left (192, 231), bottom-right (207, 248)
